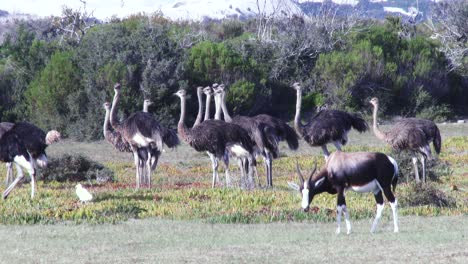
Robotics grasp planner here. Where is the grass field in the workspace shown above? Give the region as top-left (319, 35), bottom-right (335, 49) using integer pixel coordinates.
top-left (0, 123), bottom-right (467, 262)
top-left (1, 216), bottom-right (466, 263)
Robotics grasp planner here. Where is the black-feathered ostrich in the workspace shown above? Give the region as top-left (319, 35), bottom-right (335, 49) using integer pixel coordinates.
top-left (0, 122), bottom-right (61, 199)
top-left (110, 83), bottom-right (179, 188)
top-left (0, 122), bottom-right (14, 184)
top-left (174, 89), bottom-right (256, 188)
top-left (215, 85), bottom-right (298, 187)
top-left (369, 97), bottom-right (441, 183)
top-left (292, 82), bottom-right (369, 160)
top-left (1, 121), bottom-right (60, 186)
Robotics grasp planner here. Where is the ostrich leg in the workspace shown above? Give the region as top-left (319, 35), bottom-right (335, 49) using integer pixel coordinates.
top-left (412, 156), bottom-right (420, 183)
top-left (208, 153), bottom-right (219, 188)
top-left (264, 150), bottom-right (273, 187)
top-left (132, 151), bottom-right (141, 189)
top-left (321, 145), bottom-right (330, 160)
top-left (222, 153), bottom-right (231, 187)
top-left (5, 163), bottom-right (13, 185)
top-left (333, 141), bottom-right (342, 151)
top-left (420, 154), bottom-right (426, 183)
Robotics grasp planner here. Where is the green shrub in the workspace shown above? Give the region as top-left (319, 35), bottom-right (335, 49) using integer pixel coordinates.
top-left (226, 80), bottom-right (256, 113)
top-left (39, 154), bottom-right (114, 182)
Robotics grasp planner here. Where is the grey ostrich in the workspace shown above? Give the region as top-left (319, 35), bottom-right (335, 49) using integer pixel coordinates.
top-left (292, 82), bottom-right (369, 160)
top-left (215, 85), bottom-right (297, 187)
top-left (103, 102), bottom-right (132, 153)
top-left (369, 97), bottom-right (441, 183)
top-left (1, 122), bottom-right (60, 199)
top-left (110, 83), bottom-right (179, 188)
top-left (174, 89), bottom-right (256, 188)
top-left (1, 122), bottom-right (60, 186)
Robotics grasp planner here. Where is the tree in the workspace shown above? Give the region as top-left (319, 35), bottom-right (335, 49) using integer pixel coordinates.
top-left (426, 0), bottom-right (468, 75)
top-left (25, 51), bottom-right (80, 132)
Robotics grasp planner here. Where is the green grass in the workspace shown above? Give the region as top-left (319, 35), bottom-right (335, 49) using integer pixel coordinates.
top-left (0, 216), bottom-right (466, 263)
top-left (0, 124), bottom-right (467, 262)
top-left (0, 124), bottom-right (466, 225)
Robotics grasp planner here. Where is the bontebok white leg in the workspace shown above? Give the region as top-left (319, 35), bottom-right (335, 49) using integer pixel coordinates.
top-left (336, 205), bottom-right (343, 234)
top-left (371, 203), bottom-right (384, 233)
top-left (342, 205), bottom-right (352, 235)
top-left (390, 199), bottom-right (399, 233)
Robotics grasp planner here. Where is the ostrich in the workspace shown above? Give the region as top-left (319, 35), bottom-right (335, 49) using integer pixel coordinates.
top-left (103, 102), bottom-right (132, 153)
top-left (0, 122), bottom-right (14, 184)
top-left (215, 85), bottom-right (297, 187)
top-left (104, 101), bottom-right (152, 169)
top-left (0, 126), bottom-right (35, 199)
top-left (174, 89), bottom-right (256, 188)
top-left (1, 122), bottom-right (60, 185)
top-left (110, 83), bottom-right (179, 188)
top-left (369, 97), bottom-right (441, 183)
top-left (192, 86), bottom-right (205, 127)
top-left (292, 82), bottom-right (369, 160)
top-left (142, 99), bottom-right (153, 113)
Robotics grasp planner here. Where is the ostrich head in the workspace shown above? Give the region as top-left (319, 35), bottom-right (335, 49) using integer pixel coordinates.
top-left (114, 83), bottom-right (121, 92)
top-left (103, 101), bottom-right (111, 110)
top-left (203, 86), bottom-right (212, 96)
top-left (45, 130), bottom-right (61, 145)
top-left (196, 86), bottom-right (204, 94)
top-left (212, 83), bottom-right (219, 89)
top-left (291, 82), bottom-right (302, 91)
top-left (369, 97), bottom-right (379, 107)
top-left (213, 84), bottom-right (225, 95)
top-left (174, 89), bottom-right (186, 99)
top-left (143, 99), bottom-right (153, 108)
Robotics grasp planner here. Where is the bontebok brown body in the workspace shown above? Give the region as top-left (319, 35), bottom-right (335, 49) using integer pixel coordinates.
top-left (289, 151), bottom-right (399, 234)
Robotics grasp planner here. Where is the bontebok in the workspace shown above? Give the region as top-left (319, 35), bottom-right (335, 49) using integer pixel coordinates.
top-left (288, 151), bottom-right (399, 234)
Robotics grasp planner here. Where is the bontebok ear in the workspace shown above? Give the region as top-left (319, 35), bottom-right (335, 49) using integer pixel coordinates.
top-left (287, 181), bottom-right (300, 191)
top-left (295, 159), bottom-right (305, 186)
top-left (314, 177), bottom-right (325, 187)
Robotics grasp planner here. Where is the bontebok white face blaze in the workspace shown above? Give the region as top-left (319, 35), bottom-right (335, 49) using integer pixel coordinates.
top-left (301, 181), bottom-right (309, 209)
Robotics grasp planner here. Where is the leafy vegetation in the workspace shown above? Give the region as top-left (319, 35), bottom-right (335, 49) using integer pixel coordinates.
top-left (1, 11), bottom-right (467, 139)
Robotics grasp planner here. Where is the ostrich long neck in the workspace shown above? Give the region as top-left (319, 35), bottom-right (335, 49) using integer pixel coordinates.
top-left (103, 107), bottom-right (111, 140)
top-left (372, 103), bottom-right (387, 141)
top-left (294, 89), bottom-right (304, 137)
top-left (177, 96), bottom-right (190, 142)
top-left (204, 93), bottom-right (212, 121)
top-left (110, 90), bottom-right (121, 131)
top-left (219, 92), bottom-right (232, 122)
top-left (143, 102), bottom-right (149, 112)
top-left (214, 93), bottom-right (223, 120)
top-left (193, 90), bottom-right (203, 127)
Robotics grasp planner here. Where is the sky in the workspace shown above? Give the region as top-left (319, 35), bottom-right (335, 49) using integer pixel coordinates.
top-left (2, 0), bottom-right (303, 21)
top-left (2, 0), bottom-right (174, 19)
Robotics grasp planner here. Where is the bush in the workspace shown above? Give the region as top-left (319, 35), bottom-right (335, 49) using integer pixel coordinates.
top-left (226, 80), bottom-right (256, 114)
top-left (39, 154), bottom-right (114, 182)
top-left (399, 182), bottom-right (457, 208)
top-left (413, 87), bottom-right (453, 122)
